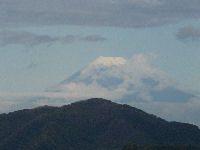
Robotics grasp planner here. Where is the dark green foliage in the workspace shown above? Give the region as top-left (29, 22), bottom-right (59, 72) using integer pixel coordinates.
top-left (0, 98), bottom-right (200, 150)
top-left (121, 143), bottom-right (200, 150)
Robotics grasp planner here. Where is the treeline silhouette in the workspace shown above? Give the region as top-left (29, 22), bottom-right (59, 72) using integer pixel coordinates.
top-left (121, 143), bottom-right (200, 150)
top-left (0, 99), bottom-right (200, 150)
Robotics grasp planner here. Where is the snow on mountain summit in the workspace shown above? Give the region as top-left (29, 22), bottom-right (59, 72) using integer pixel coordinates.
top-left (91, 56), bottom-right (127, 66)
top-left (53, 54), bottom-right (194, 103)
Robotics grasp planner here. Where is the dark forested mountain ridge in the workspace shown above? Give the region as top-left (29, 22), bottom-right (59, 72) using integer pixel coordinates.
top-left (0, 98), bottom-right (200, 150)
top-left (121, 143), bottom-right (200, 150)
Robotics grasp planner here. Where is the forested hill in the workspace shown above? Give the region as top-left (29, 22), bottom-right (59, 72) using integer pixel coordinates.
top-left (121, 143), bottom-right (200, 150)
top-left (0, 98), bottom-right (200, 150)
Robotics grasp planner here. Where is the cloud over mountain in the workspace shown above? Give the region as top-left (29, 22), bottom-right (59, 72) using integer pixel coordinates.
top-left (47, 53), bottom-right (199, 126)
top-left (1, 0), bottom-right (200, 27)
top-left (53, 53), bottom-right (193, 103)
top-left (0, 53), bottom-right (199, 126)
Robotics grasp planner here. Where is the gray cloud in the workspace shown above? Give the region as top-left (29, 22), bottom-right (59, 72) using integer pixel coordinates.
top-left (176, 25), bottom-right (200, 42)
top-left (60, 35), bottom-right (76, 44)
top-left (0, 30), bottom-right (58, 46)
top-left (81, 35), bottom-right (107, 42)
top-left (25, 62), bottom-right (39, 70)
top-left (0, 0), bottom-right (200, 28)
top-left (0, 30), bottom-right (107, 46)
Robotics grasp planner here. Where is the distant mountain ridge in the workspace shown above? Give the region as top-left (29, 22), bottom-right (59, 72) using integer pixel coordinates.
top-left (0, 98), bottom-right (199, 150)
top-left (121, 143), bottom-right (200, 150)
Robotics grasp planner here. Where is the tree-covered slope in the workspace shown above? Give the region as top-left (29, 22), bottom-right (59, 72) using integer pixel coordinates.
top-left (121, 143), bottom-right (200, 150)
top-left (0, 98), bottom-right (200, 150)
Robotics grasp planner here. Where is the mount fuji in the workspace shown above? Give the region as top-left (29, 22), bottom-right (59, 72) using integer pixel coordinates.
top-left (51, 54), bottom-right (194, 103)
top-left (1, 54), bottom-right (200, 126)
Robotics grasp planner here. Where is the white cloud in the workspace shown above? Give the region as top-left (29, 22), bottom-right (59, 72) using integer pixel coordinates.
top-left (0, 53), bottom-right (164, 100)
top-left (53, 53), bottom-right (179, 103)
top-left (0, 53), bottom-right (199, 127)
top-left (58, 82), bottom-right (126, 100)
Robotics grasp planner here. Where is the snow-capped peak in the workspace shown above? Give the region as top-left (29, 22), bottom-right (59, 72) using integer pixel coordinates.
top-left (91, 56), bottom-right (127, 67)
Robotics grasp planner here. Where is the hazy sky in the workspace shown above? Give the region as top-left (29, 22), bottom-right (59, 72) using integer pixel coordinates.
top-left (1, 0), bottom-right (200, 126)
top-left (1, 21), bottom-right (200, 93)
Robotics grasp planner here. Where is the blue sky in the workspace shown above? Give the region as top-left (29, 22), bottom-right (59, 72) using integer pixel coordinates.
top-left (1, 0), bottom-right (200, 126)
top-left (1, 19), bottom-right (200, 93)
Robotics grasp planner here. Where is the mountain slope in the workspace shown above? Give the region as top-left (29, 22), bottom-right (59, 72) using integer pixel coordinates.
top-left (121, 143), bottom-right (200, 150)
top-left (0, 98), bottom-right (200, 150)
top-left (52, 55), bottom-right (195, 103)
